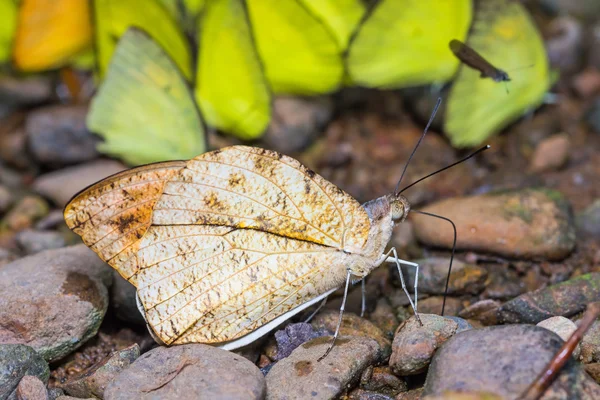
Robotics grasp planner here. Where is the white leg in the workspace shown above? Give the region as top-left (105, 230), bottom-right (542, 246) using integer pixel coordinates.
top-left (360, 279), bottom-right (366, 318)
top-left (383, 248), bottom-right (421, 324)
top-left (318, 270), bottom-right (352, 362)
top-left (304, 297), bottom-right (327, 323)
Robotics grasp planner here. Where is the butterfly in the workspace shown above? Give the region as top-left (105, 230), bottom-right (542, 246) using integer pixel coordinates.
top-left (444, 0), bottom-right (550, 147)
top-left (66, 95), bottom-right (488, 358)
top-left (449, 39), bottom-right (510, 83)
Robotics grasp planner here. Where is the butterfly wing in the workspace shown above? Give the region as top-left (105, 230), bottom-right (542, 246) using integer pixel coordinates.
top-left (444, 0), bottom-right (550, 147)
top-left (64, 160), bottom-right (186, 280)
top-left (93, 0), bottom-right (192, 80)
top-left (87, 29), bottom-right (206, 165)
top-left (13, 0), bottom-right (92, 71)
top-left (135, 224), bottom-right (351, 345)
top-left (246, 0), bottom-right (346, 95)
top-left (346, 0), bottom-right (472, 88)
top-left (0, 0), bottom-right (17, 65)
top-left (195, 0), bottom-right (271, 140)
top-left (300, 0), bottom-right (365, 50)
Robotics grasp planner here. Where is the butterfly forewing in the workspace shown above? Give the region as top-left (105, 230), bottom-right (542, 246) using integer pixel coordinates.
top-left (64, 161), bottom-right (186, 280)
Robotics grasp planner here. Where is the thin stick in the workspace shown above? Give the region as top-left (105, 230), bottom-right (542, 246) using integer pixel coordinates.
top-left (520, 302), bottom-right (600, 400)
top-left (410, 210), bottom-right (457, 316)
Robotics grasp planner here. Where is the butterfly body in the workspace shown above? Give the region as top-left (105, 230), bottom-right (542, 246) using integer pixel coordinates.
top-left (65, 146), bottom-right (411, 349)
top-left (449, 39), bottom-right (511, 83)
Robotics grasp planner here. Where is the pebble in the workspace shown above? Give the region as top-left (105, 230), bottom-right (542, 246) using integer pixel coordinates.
top-left (577, 199), bottom-right (600, 238)
top-left (0, 245), bottom-right (112, 362)
top-left (458, 300), bottom-right (501, 321)
top-left (26, 105), bottom-right (100, 166)
top-left (33, 160), bottom-right (126, 207)
top-left (105, 344), bottom-right (265, 400)
top-left (416, 297), bottom-right (464, 317)
top-left (0, 76), bottom-right (53, 106)
top-left (0, 344), bottom-right (49, 400)
top-left (412, 188), bottom-right (576, 261)
top-left (110, 272), bottom-right (146, 326)
top-left (369, 298), bottom-right (399, 339)
top-left (537, 316), bottom-right (580, 358)
top-left (404, 258), bottom-right (488, 296)
top-left (266, 335), bottom-right (379, 400)
top-left (0, 125), bottom-right (31, 170)
top-left (16, 230), bottom-right (66, 255)
top-left (529, 133), bottom-right (571, 173)
top-left (311, 311), bottom-right (391, 361)
top-left (395, 388), bottom-right (423, 400)
top-left (3, 195), bottom-right (49, 231)
top-left (423, 325), bottom-right (600, 398)
top-left (273, 322), bottom-right (328, 360)
top-left (46, 388), bottom-right (64, 400)
top-left (585, 363), bottom-right (600, 384)
top-left (573, 68), bottom-right (600, 98)
top-left (581, 321), bottom-right (600, 364)
top-left (479, 272), bottom-right (600, 325)
top-left (0, 185), bottom-right (13, 213)
top-left (588, 96), bottom-right (600, 133)
top-left (262, 96), bottom-right (333, 153)
top-left (62, 344), bottom-right (139, 399)
top-left (360, 366), bottom-right (407, 396)
top-left (389, 315), bottom-right (458, 376)
top-left (546, 16), bottom-right (584, 74)
top-left (16, 375), bottom-right (48, 400)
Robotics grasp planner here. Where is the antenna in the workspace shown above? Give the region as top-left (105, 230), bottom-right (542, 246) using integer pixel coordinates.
top-left (398, 145), bottom-right (490, 195)
top-left (410, 210), bottom-right (456, 316)
top-left (394, 97), bottom-right (442, 195)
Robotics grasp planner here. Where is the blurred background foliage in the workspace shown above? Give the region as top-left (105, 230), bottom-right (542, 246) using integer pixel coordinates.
top-left (0, 0), bottom-right (551, 164)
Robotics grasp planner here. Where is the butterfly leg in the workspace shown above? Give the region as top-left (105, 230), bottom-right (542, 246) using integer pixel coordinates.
top-left (304, 297), bottom-right (328, 323)
top-left (318, 270), bottom-right (352, 362)
top-left (383, 248), bottom-right (422, 325)
top-left (360, 279), bottom-right (366, 318)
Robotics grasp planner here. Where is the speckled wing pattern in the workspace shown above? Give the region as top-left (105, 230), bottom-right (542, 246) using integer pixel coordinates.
top-left (65, 146), bottom-right (372, 346)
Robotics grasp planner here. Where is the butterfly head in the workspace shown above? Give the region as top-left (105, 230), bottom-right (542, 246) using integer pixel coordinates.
top-left (390, 194), bottom-right (410, 223)
top-left (494, 69), bottom-right (511, 82)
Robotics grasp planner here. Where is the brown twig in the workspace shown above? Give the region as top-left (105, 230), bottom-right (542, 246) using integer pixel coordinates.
top-left (520, 302), bottom-right (600, 400)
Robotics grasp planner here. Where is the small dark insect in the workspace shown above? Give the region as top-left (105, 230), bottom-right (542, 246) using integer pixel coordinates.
top-left (449, 39), bottom-right (510, 83)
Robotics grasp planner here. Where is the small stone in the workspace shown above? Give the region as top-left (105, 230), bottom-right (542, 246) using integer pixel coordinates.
top-left (529, 133), bottom-right (571, 173)
top-left (422, 392), bottom-right (503, 400)
top-left (4, 196), bottom-right (49, 231)
top-left (412, 188), bottom-right (576, 260)
top-left (444, 317), bottom-right (473, 333)
top-left (26, 105), bottom-right (100, 166)
top-left (389, 315), bottom-right (458, 376)
top-left (588, 96), bottom-right (600, 133)
top-left (369, 298), bottom-right (399, 339)
top-left (46, 388), bottom-right (64, 400)
top-left (0, 344), bottom-right (49, 400)
top-left (573, 68), bottom-right (600, 98)
top-left (458, 300), bottom-right (501, 320)
top-left (423, 325), bottom-right (600, 399)
top-left (62, 344), bottom-right (139, 399)
top-left (581, 321), bottom-right (600, 364)
top-left (537, 316), bottom-right (580, 358)
top-left (546, 16), bottom-right (584, 74)
top-left (404, 258), bottom-right (488, 295)
top-left (417, 297), bottom-right (464, 317)
top-left (110, 272), bottom-right (146, 326)
top-left (577, 199), bottom-right (600, 238)
top-left (395, 388), bottom-right (423, 400)
top-left (16, 230), bottom-right (66, 255)
top-left (0, 76), bottom-right (52, 106)
top-left (105, 344), bottom-right (265, 400)
top-left (0, 248), bottom-right (18, 268)
top-left (311, 311), bottom-right (391, 361)
top-left (585, 363), bottom-right (600, 384)
top-left (273, 322), bottom-right (328, 360)
top-left (16, 375), bottom-right (48, 400)
top-left (266, 335), bottom-right (379, 400)
top-left (262, 96), bottom-right (333, 153)
top-left (33, 160), bottom-right (126, 208)
top-left (361, 366), bottom-right (407, 396)
top-left (0, 126), bottom-right (31, 169)
top-left (0, 245), bottom-right (112, 362)
top-left (0, 185), bottom-right (14, 214)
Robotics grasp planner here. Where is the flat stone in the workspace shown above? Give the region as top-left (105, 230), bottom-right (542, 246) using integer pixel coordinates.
top-left (537, 316), bottom-right (579, 358)
top-left (105, 344), bottom-right (265, 400)
top-left (412, 188), bottom-right (576, 260)
top-left (266, 335), bottom-right (379, 400)
top-left (529, 133), bottom-right (571, 173)
top-left (33, 160), bottom-right (126, 207)
top-left (424, 325), bottom-right (600, 399)
top-left (389, 315), bottom-right (458, 376)
top-left (0, 344), bottom-right (49, 400)
top-left (0, 245), bottom-right (112, 362)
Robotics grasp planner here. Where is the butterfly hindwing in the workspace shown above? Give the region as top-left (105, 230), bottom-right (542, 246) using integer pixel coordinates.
top-left (444, 0), bottom-right (550, 147)
top-left (87, 29), bottom-right (206, 165)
